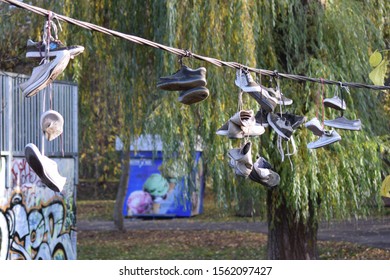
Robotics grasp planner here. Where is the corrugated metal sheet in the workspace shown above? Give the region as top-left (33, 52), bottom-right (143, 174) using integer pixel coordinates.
top-left (1, 71), bottom-right (78, 156)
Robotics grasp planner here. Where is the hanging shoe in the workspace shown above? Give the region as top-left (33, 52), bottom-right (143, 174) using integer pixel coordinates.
top-left (26, 39), bottom-right (84, 59)
top-left (246, 89), bottom-right (278, 113)
top-left (323, 95), bottom-right (346, 110)
top-left (228, 142), bottom-right (253, 177)
top-left (235, 69), bottom-right (261, 92)
top-left (305, 117), bottom-right (324, 136)
top-left (20, 50), bottom-right (71, 98)
top-left (226, 120), bottom-right (265, 139)
top-left (277, 112), bottom-right (307, 130)
top-left (267, 112), bottom-right (293, 141)
top-left (41, 110), bottom-right (64, 141)
top-left (324, 116), bottom-right (361, 131)
top-left (260, 85), bottom-right (293, 106)
top-left (249, 156), bottom-right (280, 189)
top-left (178, 86), bottom-right (209, 105)
top-left (216, 110), bottom-right (265, 138)
top-left (229, 110), bottom-right (255, 127)
top-left (24, 143), bottom-right (66, 192)
top-left (255, 110), bottom-right (269, 128)
top-left (307, 130), bottom-right (341, 149)
top-left (157, 65), bottom-right (207, 91)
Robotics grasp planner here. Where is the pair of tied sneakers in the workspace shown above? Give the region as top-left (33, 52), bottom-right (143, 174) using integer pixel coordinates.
top-left (19, 49), bottom-right (71, 98)
top-left (234, 70), bottom-right (278, 113)
top-left (216, 109), bottom-right (265, 139)
top-left (21, 38), bottom-right (84, 98)
top-left (25, 143), bottom-right (66, 192)
top-left (228, 142), bottom-right (280, 189)
top-left (323, 92), bottom-right (361, 131)
top-left (157, 65), bottom-right (209, 105)
top-left (305, 117), bottom-right (341, 149)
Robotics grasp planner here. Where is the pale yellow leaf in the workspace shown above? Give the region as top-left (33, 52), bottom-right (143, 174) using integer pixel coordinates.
top-left (369, 50), bottom-right (382, 68)
top-left (369, 59), bottom-right (388, 86)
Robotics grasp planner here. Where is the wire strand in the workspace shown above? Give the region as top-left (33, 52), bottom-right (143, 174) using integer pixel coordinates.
top-left (1, 0), bottom-right (389, 91)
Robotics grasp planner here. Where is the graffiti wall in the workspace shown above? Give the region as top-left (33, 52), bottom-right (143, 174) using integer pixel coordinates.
top-left (0, 157), bottom-right (76, 260)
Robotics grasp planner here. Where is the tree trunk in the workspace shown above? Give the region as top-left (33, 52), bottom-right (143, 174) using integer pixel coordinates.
top-left (113, 150), bottom-right (130, 231)
top-left (266, 191), bottom-right (319, 260)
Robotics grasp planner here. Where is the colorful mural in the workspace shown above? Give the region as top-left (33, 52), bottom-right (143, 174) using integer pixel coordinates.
top-left (0, 157), bottom-right (76, 260)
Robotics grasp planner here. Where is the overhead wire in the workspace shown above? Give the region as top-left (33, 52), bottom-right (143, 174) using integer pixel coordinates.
top-left (1, 0), bottom-right (389, 91)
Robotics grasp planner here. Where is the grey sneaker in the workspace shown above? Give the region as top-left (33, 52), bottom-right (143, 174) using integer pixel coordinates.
top-left (323, 95), bottom-right (346, 110)
top-left (20, 50), bottom-right (71, 98)
top-left (41, 110), bottom-right (64, 141)
top-left (249, 156), bottom-right (280, 189)
top-left (234, 70), bottom-right (261, 92)
top-left (178, 86), bottom-right (209, 105)
top-left (267, 112), bottom-right (293, 141)
top-left (307, 130), bottom-right (341, 149)
top-left (228, 142), bottom-right (253, 177)
top-left (157, 65), bottom-right (207, 91)
top-left (324, 116), bottom-right (361, 131)
top-left (305, 117), bottom-right (324, 136)
top-left (246, 89), bottom-right (278, 113)
top-left (24, 143), bottom-right (66, 192)
top-left (260, 85), bottom-right (293, 105)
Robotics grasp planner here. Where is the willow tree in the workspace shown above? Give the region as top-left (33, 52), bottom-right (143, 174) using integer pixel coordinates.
top-left (1, 0), bottom-right (389, 259)
top-left (101, 0), bottom-right (388, 259)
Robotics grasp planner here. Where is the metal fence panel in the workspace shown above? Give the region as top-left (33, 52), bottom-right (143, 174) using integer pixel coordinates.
top-left (1, 71), bottom-right (78, 156)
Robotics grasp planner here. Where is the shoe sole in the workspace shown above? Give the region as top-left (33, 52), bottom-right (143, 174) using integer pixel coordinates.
top-left (157, 77), bottom-right (207, 91)
top-left (25, 144), bottom-right (65, 192)
top-left (267, 113), bottom-right (291, 141)
top-left (26, 46), bottom-right (85, 59)
top-left (305, 123), bottom-right (324, 136)
top-left (323, 120), bottom-right (361, 131)
top-left (246, 91), bottom-right (275, 113)
top-left (323, 101), bottom-right (346, 111)
top-left (24, 51), bottom-right (71, 97)
top-left (178, 87), bottom-right (209, 105)
top-left (307, 134), bottom-right (341, 149)
top-left (234, 82), bottom-right (261, 93)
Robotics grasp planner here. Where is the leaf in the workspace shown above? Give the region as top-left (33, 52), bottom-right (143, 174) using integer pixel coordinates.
top-left (381, 176), bottom-right (390, 198)
top-left (368, 59), bottom-right (388, 86)
top-left (369, 50), bottom-right (382, 67)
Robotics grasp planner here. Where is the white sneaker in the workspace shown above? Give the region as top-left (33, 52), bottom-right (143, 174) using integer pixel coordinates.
top-left (323, 95), bottom-right (346, 110)
top-left (234, 70), bottom-right (261, 92)
top-left (307, 130), bottom-right (341, 149)
top-left (324, 116), bottom-right (361, 131)
top-left (20, 50), bottom-right (71, 98)
top-left (24, 143), bottom-right (66, 192)
top-left (41, 110), bottom-right (64, 141)
top-left (305, 117), bottom-right (324, 136)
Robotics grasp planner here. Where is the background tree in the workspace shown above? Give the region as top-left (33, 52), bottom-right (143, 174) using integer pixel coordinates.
top-left (1, 0), bottom-right (389, 259)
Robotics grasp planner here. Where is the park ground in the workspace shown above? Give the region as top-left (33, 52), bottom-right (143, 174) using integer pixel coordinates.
top-left (76, 192), bottom-right (390, 260)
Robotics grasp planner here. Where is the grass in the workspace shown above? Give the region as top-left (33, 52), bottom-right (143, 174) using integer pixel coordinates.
top-left (76, 192), bottom-right (390, 260)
